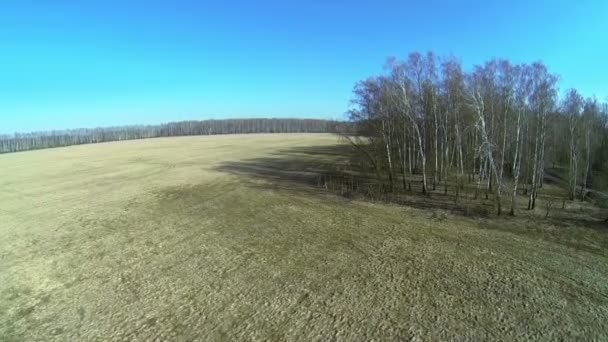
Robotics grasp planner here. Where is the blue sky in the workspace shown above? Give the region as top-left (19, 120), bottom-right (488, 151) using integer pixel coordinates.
top-left (1, 0), bottom-right (607, 133)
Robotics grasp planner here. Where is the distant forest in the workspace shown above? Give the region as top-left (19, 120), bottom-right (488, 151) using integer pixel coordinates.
top-left (0, 118), bottom-right (348, 154)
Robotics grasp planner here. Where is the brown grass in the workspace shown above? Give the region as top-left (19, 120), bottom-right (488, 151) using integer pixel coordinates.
top-left (1, 133), bottom-right (608, 340)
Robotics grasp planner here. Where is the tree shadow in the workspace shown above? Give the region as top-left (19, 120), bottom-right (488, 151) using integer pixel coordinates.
top-left (215, 144), bottom-right (350, 189)
top-left (214, 142), bottom-right (608, 255)
top-left (215, 143), bottom-right (499, 218)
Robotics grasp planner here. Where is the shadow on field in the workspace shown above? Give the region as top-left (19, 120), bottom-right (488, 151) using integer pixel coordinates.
top-left (215, 143), bottom-right (498, 218)
top-left (214, 142), bottom-right (608, 261)
top-left (216, 144), bottom-right (349, 188)
top-left (215, 143), bottom-right (608, 230)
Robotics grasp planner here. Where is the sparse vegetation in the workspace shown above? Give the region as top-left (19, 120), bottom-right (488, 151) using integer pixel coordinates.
top-left (2, 134), bottom-right (608, 340)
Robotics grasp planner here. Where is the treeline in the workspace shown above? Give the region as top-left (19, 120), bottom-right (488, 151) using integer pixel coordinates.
top-left (0, 118), bottom-right (348, 154)
top-left (345, 51), bottom-right (608, 215)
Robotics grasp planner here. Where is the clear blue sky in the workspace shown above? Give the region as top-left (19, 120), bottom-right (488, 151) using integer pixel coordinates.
top-left (1, 0), bottom-right (607, 133)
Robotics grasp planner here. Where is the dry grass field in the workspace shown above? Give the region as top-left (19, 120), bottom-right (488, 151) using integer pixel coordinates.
top-left (1, 133), bottom-right (608, 341)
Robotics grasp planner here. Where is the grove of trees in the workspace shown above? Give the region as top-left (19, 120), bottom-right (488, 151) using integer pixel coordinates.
top-left (0, 118), bottom-right (347, 154)
top-left (345, 51), bottom-right (608, 216)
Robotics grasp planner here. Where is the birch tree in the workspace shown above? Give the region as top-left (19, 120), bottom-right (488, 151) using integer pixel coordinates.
top-left (563, 89), bottom-right (583, 200)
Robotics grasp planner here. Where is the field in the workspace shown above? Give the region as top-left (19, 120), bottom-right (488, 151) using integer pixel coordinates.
top-left (1, 133), bottom-right (608, 341)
